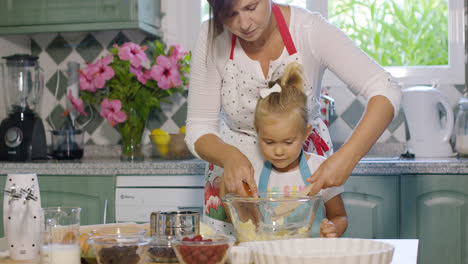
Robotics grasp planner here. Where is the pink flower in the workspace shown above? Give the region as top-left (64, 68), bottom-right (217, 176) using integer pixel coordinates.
top-left (129, 65), bottom-right (151, 85)
top-left (169, 44), bottom-right (188, 62)
top-left (79, 67), bottom-right (97, 92)
top-left (93, 56), bottom-right (115, 89)
top-left (68, 90), bottom-right (87, 116)
top-left (100, 99), bottom-right (127, 127)
top-left (150, 55), bottom-right (182, 90)
top-left (118, 42), bottom-right (148, 68)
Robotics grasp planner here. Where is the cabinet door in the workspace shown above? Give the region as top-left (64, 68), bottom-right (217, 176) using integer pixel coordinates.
top-left (0, 0), bottom-right (161, 35)
top-left (341, 175), bottom-right (399, 239)
top-left (401, 175), bottom-right (468, 264)
top-left (0, 0), bottom-right (133, 26)
top-left (38, 175), bottom-right (115, 226)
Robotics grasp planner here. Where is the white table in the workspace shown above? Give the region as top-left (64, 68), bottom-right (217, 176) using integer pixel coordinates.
top-left (375, 239), bottom-right (419, 264)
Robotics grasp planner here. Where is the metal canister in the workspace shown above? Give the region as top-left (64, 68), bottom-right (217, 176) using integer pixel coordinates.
top-left (150, 211), bottom-right (200, 237)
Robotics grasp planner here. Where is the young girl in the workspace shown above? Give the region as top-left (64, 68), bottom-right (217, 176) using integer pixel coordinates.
top-left (253, 62), bottom-right (348, 237)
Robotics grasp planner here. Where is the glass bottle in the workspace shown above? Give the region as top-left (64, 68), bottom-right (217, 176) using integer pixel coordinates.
top-left (455, 97), bottom-right (468, 156)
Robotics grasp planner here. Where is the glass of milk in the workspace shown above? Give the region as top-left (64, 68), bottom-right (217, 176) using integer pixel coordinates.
top-left (40, 207), bottom-right (81, 264)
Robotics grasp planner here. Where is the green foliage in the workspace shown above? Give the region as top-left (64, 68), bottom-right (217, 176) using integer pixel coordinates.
top-left (329, 0), bottom-right (448, 66)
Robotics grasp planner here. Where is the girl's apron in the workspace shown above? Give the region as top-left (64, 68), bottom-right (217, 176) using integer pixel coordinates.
top-left (203, 4), bottom-right (332, 235)
top-left (258, 149), bottom-right (311, 194)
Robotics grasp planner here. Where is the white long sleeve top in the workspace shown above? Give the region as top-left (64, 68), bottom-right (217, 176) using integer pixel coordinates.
top-left (185, 5), bottom-right (402, 159)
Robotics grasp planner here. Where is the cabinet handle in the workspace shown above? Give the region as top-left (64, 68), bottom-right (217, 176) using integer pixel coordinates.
top-left (120, 194), bottom-right (135, 199)
top-left (103, 199), bottom-right (108, 224)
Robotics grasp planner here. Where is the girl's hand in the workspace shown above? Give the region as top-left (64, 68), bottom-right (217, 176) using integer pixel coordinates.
top-left (320, 218), bottom-right (337, 238)
top-left (219, 147), bottom-right (258, 198)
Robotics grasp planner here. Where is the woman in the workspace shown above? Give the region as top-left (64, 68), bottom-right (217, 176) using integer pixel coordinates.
top-left (185, 0), bottom-right (401, 234)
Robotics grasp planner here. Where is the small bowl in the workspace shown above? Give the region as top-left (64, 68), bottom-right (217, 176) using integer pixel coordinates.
top-left (222, 192), bottom-right (321, 243)
top-left (81, 227), bottom-right (147, 264)
top-left (150, 133), bottom-right (194, 160)
top-left (171, 234), bottom-right (236, 264)
top-left (87, 235), bottom-right (152, 264)
top-left (147, 237), bottom-right (178, 263)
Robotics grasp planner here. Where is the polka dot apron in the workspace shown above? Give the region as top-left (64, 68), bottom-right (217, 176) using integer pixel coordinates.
top-left (203, 4), bottom-right (333, 235)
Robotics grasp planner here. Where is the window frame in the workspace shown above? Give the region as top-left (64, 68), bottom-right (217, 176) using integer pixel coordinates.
top-left (180, 0), bottom-right (464, 86)
top-left (309, 0), bottom-right (465, 86)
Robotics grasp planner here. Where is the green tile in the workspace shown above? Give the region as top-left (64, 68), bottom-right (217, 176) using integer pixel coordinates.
top-left (181, 89), bottom-right (189, 98)
top-left (76, 34), bottom-right (104, 63)
top-left (85, 138), bottom-right (95, 145)
top-left (171, 102), bottom-right (187, 128)
top-left (46, 70), bottom-right (68, 100)
top-left (45, 34), bottom-right (73, 65)
top-left (387, 109), bottom-right (404, 133)
top-left (47, 104), bottom-right (66, 131)
top-left (147, 107), bottom-right (168, 130)
top-left (107, 32), bottom-right (130, 50)
top-left (455, 84), bottom-right (466, 95)
top-left (385, 135), bottom-right (399, 143)
top-left (30, 39), bottom-right (42, 57)
top-left (76, 105), bottom-right (103, 134)
top-left (341, 100), bottom-right (365, 129)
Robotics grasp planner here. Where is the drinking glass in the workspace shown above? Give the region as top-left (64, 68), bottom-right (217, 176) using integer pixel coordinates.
top-left (40, 207), bottom-right (81, 264)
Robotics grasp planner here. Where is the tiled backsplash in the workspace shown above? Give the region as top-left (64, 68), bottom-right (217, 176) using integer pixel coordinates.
top-left (0, 1), bottom-right (466, 146)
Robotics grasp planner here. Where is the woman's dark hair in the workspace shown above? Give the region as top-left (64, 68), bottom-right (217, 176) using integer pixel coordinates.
top-left (207, 0), bottom-right (238, 44)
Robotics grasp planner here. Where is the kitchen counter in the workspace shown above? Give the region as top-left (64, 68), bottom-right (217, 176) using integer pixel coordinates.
top-left (0, 144), bottom-right (467, 176)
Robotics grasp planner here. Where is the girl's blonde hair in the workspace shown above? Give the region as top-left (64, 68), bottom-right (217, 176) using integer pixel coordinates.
top-left (254, 62), bottom-right (308, 132)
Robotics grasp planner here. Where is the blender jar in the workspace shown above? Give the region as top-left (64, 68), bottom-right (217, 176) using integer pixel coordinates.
top-left (2, 54), bottom-right (44, 114)
top-left (455, 97), bottom-right (468, 156)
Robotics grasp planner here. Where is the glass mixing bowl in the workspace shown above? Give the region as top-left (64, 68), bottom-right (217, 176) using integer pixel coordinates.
top-left (222, 192), bottom-right (321, 243)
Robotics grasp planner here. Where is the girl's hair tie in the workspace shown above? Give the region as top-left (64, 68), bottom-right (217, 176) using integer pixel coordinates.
top-left (260, 83), bottom-right (282, 98)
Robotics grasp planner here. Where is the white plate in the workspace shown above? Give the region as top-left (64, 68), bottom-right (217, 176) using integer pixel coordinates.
top-left (239, 238), bottom-right (394, 264)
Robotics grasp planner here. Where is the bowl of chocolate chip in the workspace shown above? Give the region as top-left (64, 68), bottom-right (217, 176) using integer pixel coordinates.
top-left (87, 235), bottom-right (152, 264)
top-left (147, 237), bottom-right (178, 263)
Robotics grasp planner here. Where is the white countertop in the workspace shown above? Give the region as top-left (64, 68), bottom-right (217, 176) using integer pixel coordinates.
top-left (375, 239), bottom-right (419, 264)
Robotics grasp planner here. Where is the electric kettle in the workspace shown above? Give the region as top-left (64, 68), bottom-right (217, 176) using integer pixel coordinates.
top-left (402, 86), bottom-right (455, 157)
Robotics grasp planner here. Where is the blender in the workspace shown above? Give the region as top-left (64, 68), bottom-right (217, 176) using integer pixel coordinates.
top-left (0, 54), bottom-right (47, 161)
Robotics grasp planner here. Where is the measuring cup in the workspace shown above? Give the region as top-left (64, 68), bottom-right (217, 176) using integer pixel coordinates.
top-left (40, 207), bottom-right (81, 264)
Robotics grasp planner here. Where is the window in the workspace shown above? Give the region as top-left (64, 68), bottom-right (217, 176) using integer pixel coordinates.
top-left (198, 0), bottom-right (464, 85)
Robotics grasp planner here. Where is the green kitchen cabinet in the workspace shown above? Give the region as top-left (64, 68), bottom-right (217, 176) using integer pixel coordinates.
top-left (0, 174), bottom-right (115, 237)
top-left (401, 174), bottom-right (468, 264)
top-left (0, 0), bottom-right (161, 35)
top-left (341, 175), bottom-right (399, 239)
top-left (38, 175), bottom-right (116, 226)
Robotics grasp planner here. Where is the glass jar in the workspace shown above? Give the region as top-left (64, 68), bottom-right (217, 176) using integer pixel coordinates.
top-left (455, 97), bottom-right (468, 156)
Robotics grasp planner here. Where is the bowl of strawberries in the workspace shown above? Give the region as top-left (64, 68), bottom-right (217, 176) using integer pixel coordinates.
top-left (170, 234), bottom-right (235, 264)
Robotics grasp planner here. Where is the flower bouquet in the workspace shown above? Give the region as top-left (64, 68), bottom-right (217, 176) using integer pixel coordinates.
top-left (75, 41), bottom-right (190, 161)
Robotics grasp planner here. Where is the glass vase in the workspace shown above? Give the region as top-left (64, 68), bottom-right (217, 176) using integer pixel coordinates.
top-left (118, 109), bottom-right (146, 161)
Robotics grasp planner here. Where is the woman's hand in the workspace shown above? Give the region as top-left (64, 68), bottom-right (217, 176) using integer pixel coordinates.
top-left (320, 218), bottom-right (338, 238)
top-left (305, 150), bottom-right (356, 195)
top-left (219, 147), bottom-right (259, 198)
